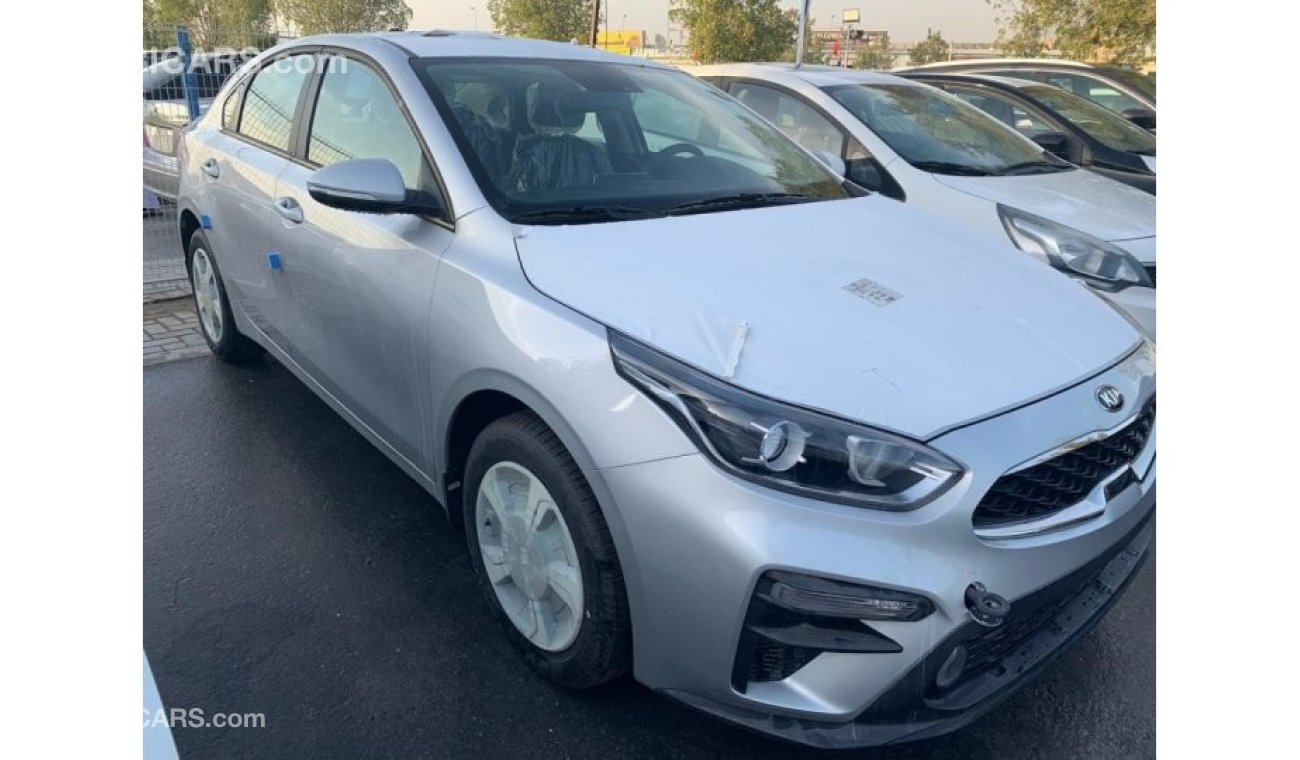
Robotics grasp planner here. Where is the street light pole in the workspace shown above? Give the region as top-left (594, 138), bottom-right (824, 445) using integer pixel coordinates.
top-left (590, 0), bottom-right (601, 47)
top-left (794, 0), bottom-right (811, 68)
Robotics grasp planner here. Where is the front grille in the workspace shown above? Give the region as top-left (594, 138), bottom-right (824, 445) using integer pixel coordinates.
top-left (1144, 264), bottom-right (1156, 287)
top-left (958, 582), bottom-right (1082, 679)
top-left (934, 514), bottom-right (1153, 693)
top-left (973, 398), bottom-right (1155, 528)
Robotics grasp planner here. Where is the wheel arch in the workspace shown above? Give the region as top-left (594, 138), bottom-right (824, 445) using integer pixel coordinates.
top-left (435, 369), bottom-right (637, 569)
top-left (178, 207), bottom-right (202, 273)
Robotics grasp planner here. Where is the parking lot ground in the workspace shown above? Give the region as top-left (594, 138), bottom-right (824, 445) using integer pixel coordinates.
top-left (144, 356), bottom-right (1155, 759)
top-left (144, 298), bottom-right (209, 366)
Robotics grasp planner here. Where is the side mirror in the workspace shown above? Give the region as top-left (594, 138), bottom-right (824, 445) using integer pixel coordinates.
top-left (307, 158), bottom-right (429, 215)
top-left (1032, 131), bottom-right (1070, 159)
top-left (813, 149), bottom-right (847, 178)
top-left (1121, 107), bottom-right (1156, 131)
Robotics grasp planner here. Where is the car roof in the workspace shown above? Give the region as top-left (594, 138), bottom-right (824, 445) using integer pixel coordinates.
top-left (294, 30), bottom-right (673, 69)
top-left (690, 62), bottom-right (922, 88)
top-left (905, 71), bottom-right (1041, 89)
top-left (907, 58), bottom-right (1095, 71)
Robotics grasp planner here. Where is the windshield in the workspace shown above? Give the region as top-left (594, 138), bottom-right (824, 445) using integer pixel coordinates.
top-left (823, 83), bottom-right (1067, 176)
top-left (417, 59), bottom-right (847, 223)
top-left (1022, 84), bottom-right (1156, 155)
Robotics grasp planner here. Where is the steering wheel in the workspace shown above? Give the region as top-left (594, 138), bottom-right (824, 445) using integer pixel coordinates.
top-left (657, 142), bottom-right (704, 158)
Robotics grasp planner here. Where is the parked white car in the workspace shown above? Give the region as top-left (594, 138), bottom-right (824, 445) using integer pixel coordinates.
top-left (692, 64), bottom-right (1156, 340)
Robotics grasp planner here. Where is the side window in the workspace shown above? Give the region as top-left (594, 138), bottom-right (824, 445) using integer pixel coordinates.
top-left (237, 54), bottom-right (313, 152)
top-left (307, 56), bottom-right (430, 192)
top-left (947, 87), bottom-right (1056, 138)
top-left (221, 77), bottom-right (246, 131)
top-left (728, 82), bottom-right (844, 157)
top-left (633, 89), bottom-right (704, 144)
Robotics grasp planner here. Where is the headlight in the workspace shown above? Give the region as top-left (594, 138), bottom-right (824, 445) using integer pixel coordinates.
top-left (997, 205), bottom-right (1152, 292)
top-left (609, 331), bottom-right (963, 511)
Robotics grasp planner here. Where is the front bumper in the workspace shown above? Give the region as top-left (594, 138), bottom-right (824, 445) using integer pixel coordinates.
top-left (670, 508), bottom-right (1152, 748)
top-left (594, 345), bottom-right (1155, 748)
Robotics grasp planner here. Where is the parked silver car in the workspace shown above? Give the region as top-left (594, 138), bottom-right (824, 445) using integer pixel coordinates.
top-left (175, 31), bottom-right (1155, 748)
top-left (903, 59), bottom-right (1156, 131)
top-left (143, 53), bottom-right (250, 198)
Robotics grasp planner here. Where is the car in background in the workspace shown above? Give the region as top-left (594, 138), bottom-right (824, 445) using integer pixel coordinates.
top-left (176, 31), bottom-right (1155, 748)
top-left (902, 58), bottom-right (1155, 130)
top-left (904, 72), bottom-right (1156, 195)
top-left (693, 64), bottom-right (1155, 339)
top-left (143, 53), bottom-right (250, 199)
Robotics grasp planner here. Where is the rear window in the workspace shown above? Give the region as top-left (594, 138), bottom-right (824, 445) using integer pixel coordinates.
top-left (237, 55), bottom-right (313, 152)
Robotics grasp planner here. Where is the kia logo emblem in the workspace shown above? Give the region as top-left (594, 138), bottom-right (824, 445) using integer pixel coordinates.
top-left (1096, 385), bottom-right (1125, 412)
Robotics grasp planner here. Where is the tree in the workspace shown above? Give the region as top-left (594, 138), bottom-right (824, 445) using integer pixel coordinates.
top-left (148, 0), bottom-right (273, 48)
top-left (669, 0), bottom-right (796, 64)
top-left (653, 32), bottom-right (668, 50)
top-left (487, 0), bottom-right (593, 42)
top-left (278, 0), bottom-right (412, 35)
top-left (988, 0), bottom-right (1155, 65)
top-left (907, 29), bottom-right (950, 66)
top-left (853, 31), bottom-right (892, 70)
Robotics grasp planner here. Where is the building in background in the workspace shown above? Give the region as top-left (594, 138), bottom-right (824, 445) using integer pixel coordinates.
top-left (596, 30), bottom-right (645, 56)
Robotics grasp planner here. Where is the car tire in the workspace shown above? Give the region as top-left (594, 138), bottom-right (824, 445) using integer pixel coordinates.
top-left (464, 411), bottom-right (631, 688)
top-left (187, 230), bottom-right (264, 365)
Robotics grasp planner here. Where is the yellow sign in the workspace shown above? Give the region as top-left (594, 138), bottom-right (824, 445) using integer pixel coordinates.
top-left (597, 30), bottom-right (644, 56)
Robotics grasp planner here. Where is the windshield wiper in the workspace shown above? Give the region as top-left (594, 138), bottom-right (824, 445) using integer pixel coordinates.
top-left (909, 161), bottom-right (994, 176)
top-left (665, 192), bottom-right (817, 216)
top-left (997, 160), bottom-right (1071, 176)
top-left (511, 205), bottom-right (662, 225)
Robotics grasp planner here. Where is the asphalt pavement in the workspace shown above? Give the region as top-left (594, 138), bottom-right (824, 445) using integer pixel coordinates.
top-left (144, 355), bottom-right (1155, 759)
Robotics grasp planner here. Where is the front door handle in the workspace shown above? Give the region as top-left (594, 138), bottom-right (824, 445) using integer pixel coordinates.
top-left (274, 197), bottom-right (303, 224)
top-left (200, 158), bottom-right (221, 178)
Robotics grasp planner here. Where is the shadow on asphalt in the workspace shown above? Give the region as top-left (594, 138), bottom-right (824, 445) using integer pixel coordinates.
top-left (144, 356), bottom-right (1154, 759)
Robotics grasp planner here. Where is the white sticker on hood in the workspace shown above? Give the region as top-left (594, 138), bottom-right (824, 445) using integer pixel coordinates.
top-left (843, 278), bottom-right (903, 306)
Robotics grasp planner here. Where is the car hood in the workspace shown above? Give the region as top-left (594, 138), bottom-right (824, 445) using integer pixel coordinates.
top-left (932, 168), bottom-right (1155, 243)
top-left (515, 196), bottom-right (1140, 440)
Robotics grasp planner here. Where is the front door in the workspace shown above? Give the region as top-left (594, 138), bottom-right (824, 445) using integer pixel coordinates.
top-left (270, 54), bottom-right (454, 467)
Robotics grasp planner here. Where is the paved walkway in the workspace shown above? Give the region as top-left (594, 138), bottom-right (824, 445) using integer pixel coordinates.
top-left (144, 297), bottom-right (210, 366)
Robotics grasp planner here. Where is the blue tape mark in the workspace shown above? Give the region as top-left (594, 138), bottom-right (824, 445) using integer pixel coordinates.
top-left (199, 214), bottom-right (212, 230)
top-left (267, 252), bottom-right (282, 271)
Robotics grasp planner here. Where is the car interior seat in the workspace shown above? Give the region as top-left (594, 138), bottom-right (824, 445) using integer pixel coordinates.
top-left (508, 85), bottom-right (613, 194)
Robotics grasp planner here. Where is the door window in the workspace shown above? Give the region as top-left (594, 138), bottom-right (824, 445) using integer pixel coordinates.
top-left (727, 82), bottom-right (844, 156)
top-left (237, 54), bottom-right (313, 152)
top-left (945, 86), bottom-right (1057, 138)
top-left (307, 57), bottom-right (432, 193)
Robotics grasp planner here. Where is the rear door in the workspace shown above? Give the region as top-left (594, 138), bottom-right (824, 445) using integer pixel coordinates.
top-left (202, 52), bottom-right (317, 341)
top-left (269, 53), bottom-right (454, 465)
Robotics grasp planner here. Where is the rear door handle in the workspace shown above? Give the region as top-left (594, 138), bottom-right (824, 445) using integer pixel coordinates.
top-left (274, 197), bottom-right (303, 224)
top-left (200, 158), bottom-right (220, 179)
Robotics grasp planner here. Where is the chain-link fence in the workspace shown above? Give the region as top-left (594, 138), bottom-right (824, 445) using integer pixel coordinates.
top-left (143, 24), bottom-right (294, 301)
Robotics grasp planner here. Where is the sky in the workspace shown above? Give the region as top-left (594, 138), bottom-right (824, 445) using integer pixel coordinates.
top-left (408, 1), bottom-right (1002, 44)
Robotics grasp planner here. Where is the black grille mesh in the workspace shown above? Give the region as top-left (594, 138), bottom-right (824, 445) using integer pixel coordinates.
top-left (958, 583), bottom-right (1081, 680)
top-left (973, 398), bottom-right (1155, 528)
top-left (748, 638), bottom-right (820, 683)
top-left (1144, 264), bottom-right (1156, 287)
